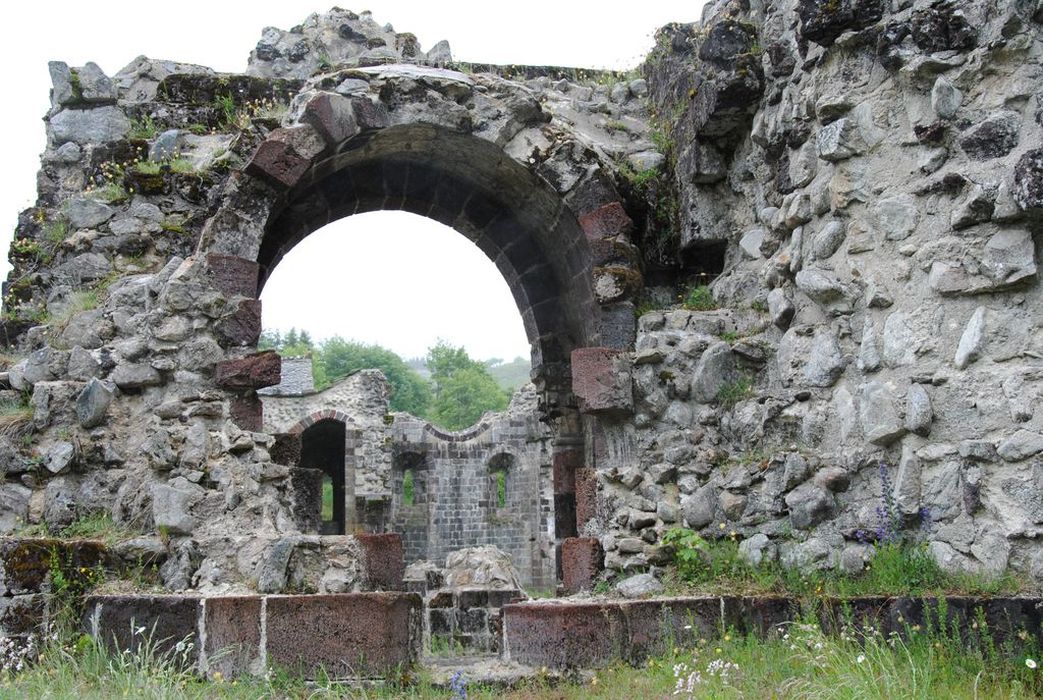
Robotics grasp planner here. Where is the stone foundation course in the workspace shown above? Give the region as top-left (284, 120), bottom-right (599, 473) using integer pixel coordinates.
top-left (503, 595), bottom-right (1043, 670)
top-left (85, 592), bottom-right (423, 679)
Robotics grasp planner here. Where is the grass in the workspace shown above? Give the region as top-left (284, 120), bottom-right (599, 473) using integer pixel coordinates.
top-left (2, 615), bottom-right (1041, 698)
top-left (128, 115), bottom-right (159, 140)
top-left (717, 374), bottom-right (754, 408)
top-left (0, 394), bottom-right (33, 442)
top-left (657, 530), bottom-right (1026, 599)
top-left (13, 511), bottom-right (142, 546)
top-left (92, 182), bottom-right (129, 204)
top-left (134, 157), bottom-right (198, 176)
top-left (682, 284), bottom-right (717, 311)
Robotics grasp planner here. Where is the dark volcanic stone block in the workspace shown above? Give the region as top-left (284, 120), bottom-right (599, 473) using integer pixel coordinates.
top-left (204, 596), bottom-right (261, 679)
top-left (89, 595), bottom-right (201, 664)
top-left (578, 201), bottom-right (633, 240)
top-left (357, 533), bottom-right (405, 590)
top-left (271, 432), bottom-right (302, 466)
top-left (458, 608), bottom-right (488, 634)
top-left (575, 467), bottom-right (597, 530)
top-left (264, 593), bottom-right (421, 679)
top-left (0, 539), bottom-right (109, 596)
top-left (623, 598), bottom-right (721, 662)
top-left (215, 300), bottom-right (262, 347)
top-left (457, 589), bottom-right (489, 609)
top-left (552, 449), bottom-right (582, 495)
top-left (503, 601), bottom-right (627, 668)
top-left (206, 254), bottom-right (259, 299)
top-left (215, 351), bottom-right (281, 390)
top-left (230, 393), bottom-right (263, 432)
top-left (487, 589), bottom-right (524, 608)
top-left (570, 347), bottom-right (632, 414)
top-left (246, 138), bottom-right (311, 190)
top-left (733, 595), bottom-right (800, 637)
top-left (429, 608), bottom-right (454, 636)
top-left (561, 537), bottom-right (603, 594)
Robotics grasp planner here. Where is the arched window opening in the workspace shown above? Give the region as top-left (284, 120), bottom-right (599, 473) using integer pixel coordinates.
top-left (394, 452), bottom-right (427, 509)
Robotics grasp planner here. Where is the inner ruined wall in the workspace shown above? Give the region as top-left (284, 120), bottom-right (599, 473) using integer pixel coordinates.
top-left (261, 368), bottom-right (555, 590)
top-left (576, 0), bottom-right (1043, 581)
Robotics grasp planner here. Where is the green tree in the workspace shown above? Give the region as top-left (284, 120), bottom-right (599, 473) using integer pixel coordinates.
top-left (318, 337), bottom-right (432, 416)
top-left (426, 341), bottom-right (508, 430)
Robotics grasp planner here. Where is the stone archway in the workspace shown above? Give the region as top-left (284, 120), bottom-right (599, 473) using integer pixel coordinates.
top-left (200, 65), bottom-right (643, 413)
top-left (197, 66), bottom-right (644, 580)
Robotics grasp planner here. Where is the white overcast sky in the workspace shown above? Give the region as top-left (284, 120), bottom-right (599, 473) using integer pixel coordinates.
top-left (0, 1), bottom-right (703, 362)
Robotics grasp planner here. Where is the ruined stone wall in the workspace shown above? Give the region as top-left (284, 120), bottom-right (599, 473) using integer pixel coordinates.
top-left (0, 7), bottom-right (643, 594)
top-left (388, 388), bottom-right (555, 591)
top-left (262, 374), bottom-right (554, 590)
top-left (578, 0), bottom-right (1043, 581)
top-left (3, 0), bottom-right (1043, 597)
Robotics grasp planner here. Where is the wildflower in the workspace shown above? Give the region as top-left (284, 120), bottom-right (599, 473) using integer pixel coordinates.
top-left (1027, 659), bottom-right (1038, 670)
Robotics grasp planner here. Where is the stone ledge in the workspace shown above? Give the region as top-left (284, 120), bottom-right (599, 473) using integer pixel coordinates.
top-left (503, 595), bottom-right (1043, 669)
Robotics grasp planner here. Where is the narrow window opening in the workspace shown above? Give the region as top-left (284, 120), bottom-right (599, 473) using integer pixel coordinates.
top-left (495, 469), bottom-right (507, 508)
top-left (488, 453), bottom-right (514, 510)
top-left (403, 467), bottom-right (415, 507)
top-left (321, 474), bottom-right (334, 522)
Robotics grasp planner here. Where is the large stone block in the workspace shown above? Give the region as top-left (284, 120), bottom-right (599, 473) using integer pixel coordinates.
top-left (0, 595), bottom-right (45, 636)
top-left (578, 201), bottom-right (633, 240)
top-left (571, 347), bottom-right (632, 415)
top-left (203, 596), bottom-right (262, 679)
top-left (503, 601), bottom-right (626, 668)
top-left (264, 593), bottom-right (421, 678)
top-left (552, 449), bottom-right (582, 495)
top-left (561, 537), bottom-right (603, 594)
top-left (88, 595), bottom-right (201, 663)
top-left (216, 300), bottom-right (262, 347)
top-left (215, 351), bottom-right (281, 389)
top-left (245, 138), bottom-right (311, 190)
top-left (624, 598), bottom-right (719, 662)
top-left (230, 393), bottom-right (264, 432)
top-left (206, 254), bottom-right (259, 299)
top-left (0, 539), bottom-right (108, 596)
top-left (575, 467), bottom-right (597, 530)
top-left (357, 533), bottom-right (405, 590)
top-left (301, 92), bottom-right (360, 145)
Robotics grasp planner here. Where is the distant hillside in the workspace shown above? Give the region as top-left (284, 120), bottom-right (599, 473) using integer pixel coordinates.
top-left (407, 355), bottom-right (530, 392)
top-left (485, 357), bottom-right (531, 392)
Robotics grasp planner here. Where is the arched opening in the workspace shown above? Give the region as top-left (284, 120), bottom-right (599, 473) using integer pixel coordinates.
top-left (224, 117), bottom-right (607, 586)
top-left (392, 451), bottom-right (429, 564)
top-left (257, 123), bottom-right (598, 401)
top-left (299, 419), bottom-right (347, 535)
